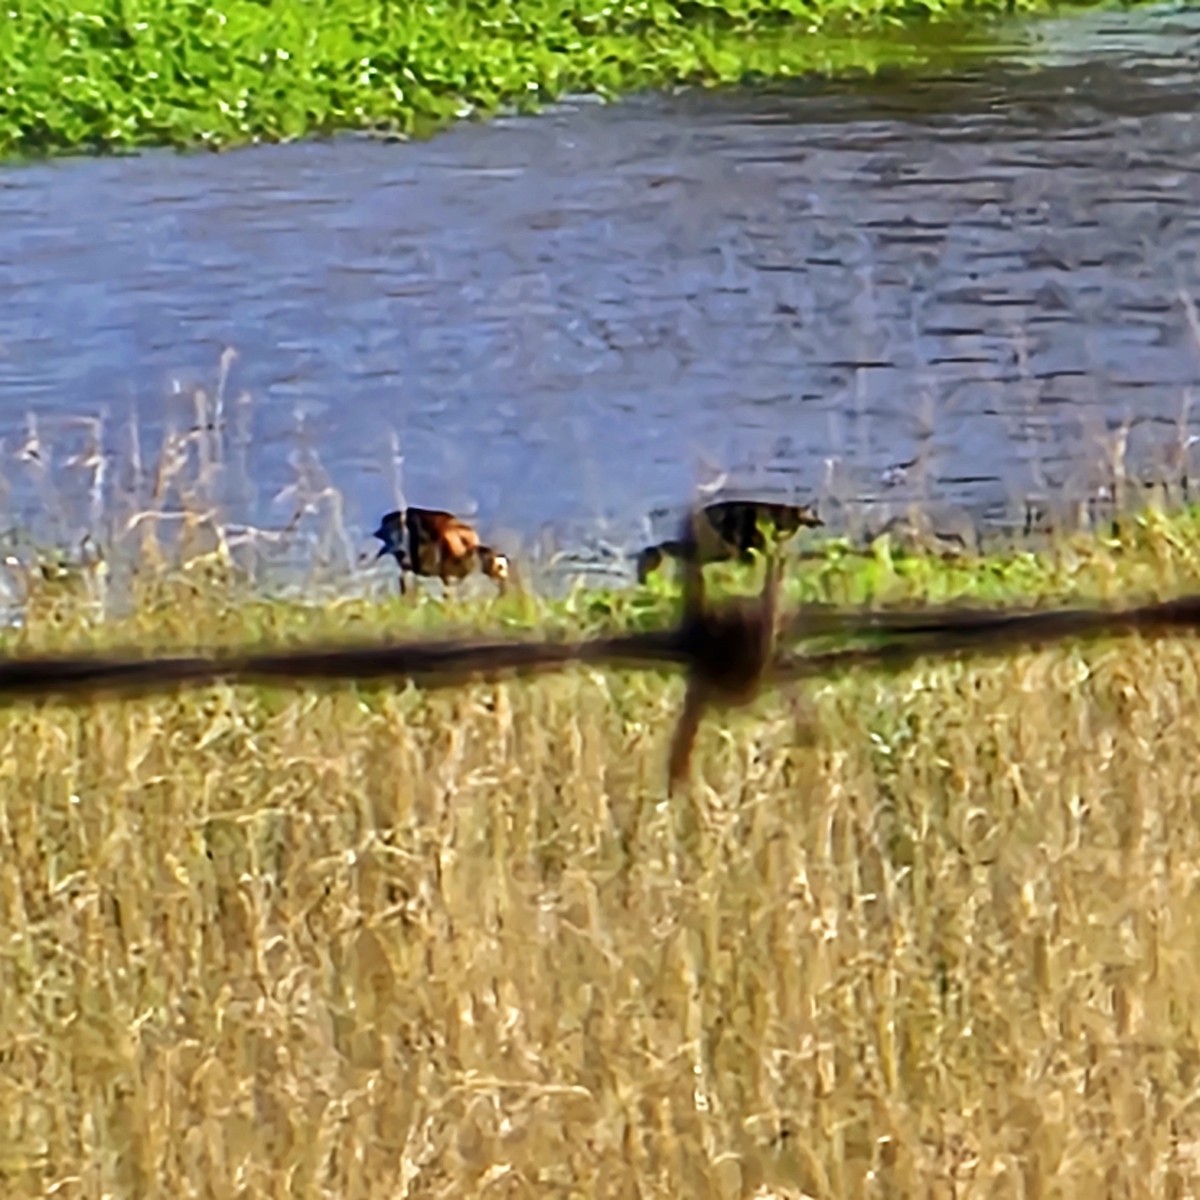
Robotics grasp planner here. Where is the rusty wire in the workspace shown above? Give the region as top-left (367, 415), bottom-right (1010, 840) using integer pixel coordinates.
top-left (2, 506), bottom-right (1200, 787)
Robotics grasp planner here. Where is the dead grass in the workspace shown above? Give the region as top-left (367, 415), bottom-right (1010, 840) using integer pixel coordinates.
top-left (0, 516), bottom-right (1200, 1199)
top-left (3, 363), bottom-right (1200, 1197)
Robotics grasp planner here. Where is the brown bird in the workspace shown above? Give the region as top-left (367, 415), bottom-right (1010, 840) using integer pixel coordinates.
top-left (373, 507), bottom-right (510, 596)
top-left (636, 498), bottom-right (823, 583)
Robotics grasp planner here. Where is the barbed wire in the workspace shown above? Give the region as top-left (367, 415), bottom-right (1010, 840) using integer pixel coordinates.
top-left (3, 508), bottom-right (1200, 787)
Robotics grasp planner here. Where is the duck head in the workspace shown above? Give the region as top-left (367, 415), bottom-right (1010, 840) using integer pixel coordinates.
top-left (372, 510), bottom-right (409, 566)
top-left (478, 546), bottom-right (511, 591)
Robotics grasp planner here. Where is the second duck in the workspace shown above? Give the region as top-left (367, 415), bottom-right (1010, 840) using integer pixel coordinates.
top-left (636, 498), bottom-right (823, 583)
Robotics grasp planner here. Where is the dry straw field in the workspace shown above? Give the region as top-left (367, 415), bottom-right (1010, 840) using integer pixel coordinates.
top-left (2, 407), bottom-right (1200, 1198)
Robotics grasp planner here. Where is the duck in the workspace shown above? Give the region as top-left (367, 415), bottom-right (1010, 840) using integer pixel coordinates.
top-left (636, 498), bottom-right (823, 583)
top-left (373, 507), bottom-right (510, 595)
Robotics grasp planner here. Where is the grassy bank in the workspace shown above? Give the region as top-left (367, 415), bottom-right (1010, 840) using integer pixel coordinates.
top-left (2, 504), bottom-right (1200, 1196)
top-left (0, 0), bottom-right (1117, 159)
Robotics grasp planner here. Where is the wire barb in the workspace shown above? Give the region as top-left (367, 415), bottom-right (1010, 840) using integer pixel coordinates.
top-left (667, 505), bottom-right (782, 791)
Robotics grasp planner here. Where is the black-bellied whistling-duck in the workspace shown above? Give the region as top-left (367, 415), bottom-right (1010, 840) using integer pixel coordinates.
top-left (373, 507), bottom-right (510, 595)
top-left (636, 498), bottom-right (823, 583)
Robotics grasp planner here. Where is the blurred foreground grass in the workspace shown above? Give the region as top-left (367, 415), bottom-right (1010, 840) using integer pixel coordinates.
top-left (2, 502), bottom-right (1200, 1196)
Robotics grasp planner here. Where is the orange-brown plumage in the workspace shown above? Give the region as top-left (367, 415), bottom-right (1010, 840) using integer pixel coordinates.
top-left (373, 507), bottom-right (509, 595)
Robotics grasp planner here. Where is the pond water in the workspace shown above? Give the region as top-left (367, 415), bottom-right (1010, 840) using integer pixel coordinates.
top-left (1, 5), bottom-right (1200, 588)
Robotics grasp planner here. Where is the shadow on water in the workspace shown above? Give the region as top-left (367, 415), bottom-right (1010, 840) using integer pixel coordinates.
top-left (1, 4), bottom-right (1199, 589)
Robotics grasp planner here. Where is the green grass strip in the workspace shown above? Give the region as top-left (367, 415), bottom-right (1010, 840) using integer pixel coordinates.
top-left (0, 0), bottom-right (1142, 159)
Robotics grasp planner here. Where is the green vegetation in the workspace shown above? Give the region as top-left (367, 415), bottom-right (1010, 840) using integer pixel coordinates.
top-left (3, 490), bottom-right (1200, 1195)
top-left (0, 0), bottom-right (1123, 159)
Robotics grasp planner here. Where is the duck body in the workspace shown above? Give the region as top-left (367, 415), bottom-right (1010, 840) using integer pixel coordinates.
top-left (636, 498), bottom-right (823, 582)
top-left (373, 507), bottom-right (509, 594)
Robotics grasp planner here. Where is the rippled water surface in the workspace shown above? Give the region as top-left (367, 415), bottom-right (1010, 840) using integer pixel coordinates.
top-left (2, 6), bottom-right (1200, 581)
